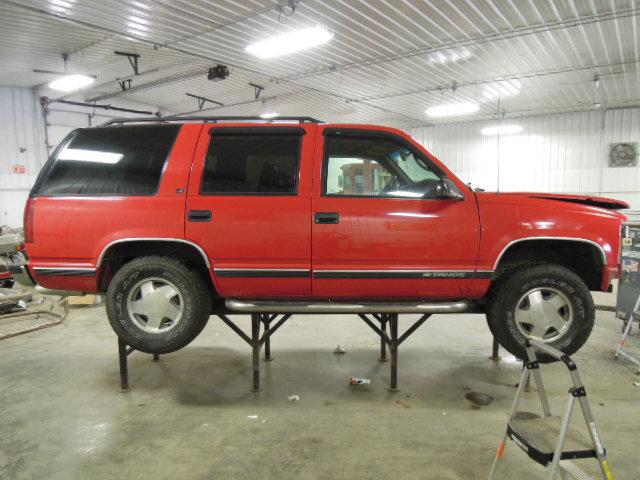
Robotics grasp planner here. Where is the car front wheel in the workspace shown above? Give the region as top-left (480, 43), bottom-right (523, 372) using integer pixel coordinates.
top-left (106, 256), bottom-right (211, 354)
top-left (487, 263), bottom-right (595, 362)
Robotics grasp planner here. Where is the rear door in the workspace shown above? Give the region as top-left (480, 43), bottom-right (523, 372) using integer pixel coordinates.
top-left (311, 127), bottom-right (481, 300)
top-left (185, 124), bottom-right (315, 298)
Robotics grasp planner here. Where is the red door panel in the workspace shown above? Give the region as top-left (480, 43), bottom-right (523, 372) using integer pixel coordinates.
top-left (311, 126), bottom-right (482, 300)
top-left (185, 124), bottom-right (315, 298)
top-left (312, 197), bottom-right (481, 299)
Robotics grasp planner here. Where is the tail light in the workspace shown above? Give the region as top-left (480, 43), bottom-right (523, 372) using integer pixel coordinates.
top-left (24, 197), bottom-right (35, 244)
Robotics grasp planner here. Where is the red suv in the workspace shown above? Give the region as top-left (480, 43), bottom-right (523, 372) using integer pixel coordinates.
top-left (10, 117), bottom-right (627, 358)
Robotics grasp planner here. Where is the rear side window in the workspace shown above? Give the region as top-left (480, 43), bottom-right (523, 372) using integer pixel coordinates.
top-left (35, 125), bottom-right (180, 196)
top-left (201, 131), bottom-right (301, 195)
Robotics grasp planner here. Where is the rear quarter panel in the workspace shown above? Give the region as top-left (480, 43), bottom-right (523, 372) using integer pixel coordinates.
top-left (26, 124), bottom-right (202, 292)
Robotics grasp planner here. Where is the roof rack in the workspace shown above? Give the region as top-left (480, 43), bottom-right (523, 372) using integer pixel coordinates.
top-left (101, 116), bottom-right (323, 126)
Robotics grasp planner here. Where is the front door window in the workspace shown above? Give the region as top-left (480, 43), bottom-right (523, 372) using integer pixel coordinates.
top-left (324, 135), bottom-right (442, 199)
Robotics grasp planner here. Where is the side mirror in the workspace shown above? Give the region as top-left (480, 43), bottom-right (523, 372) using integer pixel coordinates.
top-left (434, 179), bottom-right (465, 200)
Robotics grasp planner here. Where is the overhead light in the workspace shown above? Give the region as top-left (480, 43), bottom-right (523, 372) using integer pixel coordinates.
top-left (481, 125), bottom-right (523, 136)
top-left (259, 112), bottom-right (280, 119)
top-left (428, 47), bottom-right (472, 64)
top-left (425, 102), bottom-right (479, 117)
top-left (245, 25), bottom-right (334, 59)
top-left (49, 0), bottom-right (75, 13)
top-left (58, 148), bottom-right (123, 164)
top-left (48, 74), bottom-right (95, 92)
top-left (483, 79), bottom-right (522, 99)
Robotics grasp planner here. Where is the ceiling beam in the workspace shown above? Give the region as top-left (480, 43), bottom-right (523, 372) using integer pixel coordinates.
top-left (404, 99), bottom-right (640, 130)
top-left (276, 7), bottom-right (640, 82)
top-left (349, 59), bottom-right (640, 103)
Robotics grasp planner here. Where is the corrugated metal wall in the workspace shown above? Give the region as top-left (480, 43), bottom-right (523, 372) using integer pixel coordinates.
top-left (0, 87), bottom-right (159, 227)
top-left (0, 86), bottom-right (46, 227)
top-left (410, 107), bottom-right (640, 209)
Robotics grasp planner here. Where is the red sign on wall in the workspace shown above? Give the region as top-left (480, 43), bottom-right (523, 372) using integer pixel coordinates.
top-left (12, 165), bottom-right (26, 174)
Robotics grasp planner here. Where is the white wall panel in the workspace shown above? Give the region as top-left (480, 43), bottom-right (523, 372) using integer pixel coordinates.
top-left (409, 107), bottom-right (640, 210)
top-left (0, 87), bottom-right (157, 227)
top-left (0, 86), bottom-right (46, 227)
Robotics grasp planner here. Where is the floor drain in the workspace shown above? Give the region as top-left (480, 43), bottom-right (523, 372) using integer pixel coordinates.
top-left (465, 391), bottom-right (494, 406)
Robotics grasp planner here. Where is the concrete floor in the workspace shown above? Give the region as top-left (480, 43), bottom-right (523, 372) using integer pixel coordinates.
top-left (1, 302), bottom-right (639, 480)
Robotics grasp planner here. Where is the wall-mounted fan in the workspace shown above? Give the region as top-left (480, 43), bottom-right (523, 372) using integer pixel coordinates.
top-left (609, 142), bottom-right (638, 167)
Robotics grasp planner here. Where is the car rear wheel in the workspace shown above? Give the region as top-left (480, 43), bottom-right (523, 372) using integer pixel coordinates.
top-left (487, 263), bottom-right (594, 362)
top-left (106, 256), bottom-right (211, 354)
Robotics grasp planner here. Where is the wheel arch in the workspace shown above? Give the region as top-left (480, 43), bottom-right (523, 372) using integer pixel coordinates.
top-left (97, 238), bottom-right (217, 295)
top-left (493, 237), bottom-right (606, 291)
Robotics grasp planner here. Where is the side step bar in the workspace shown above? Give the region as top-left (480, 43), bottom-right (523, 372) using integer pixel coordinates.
top-left (225, 299), bottom-right (470, 314)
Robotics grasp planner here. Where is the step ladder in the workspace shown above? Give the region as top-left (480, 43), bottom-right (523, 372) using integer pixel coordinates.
top-left (489, 338), bottom-right (614, 480)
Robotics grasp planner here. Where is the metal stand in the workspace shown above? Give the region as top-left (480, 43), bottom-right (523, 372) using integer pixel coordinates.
top-left (491, 337), bottom-right (500, 362)
top-left (217, 313), bottom-right (291, 392)
top-left (358, 313), bottom-right (431, 391)
top-left (118, 338), bottom-right (160, 391)
top-left (375, 314), bottom-right (389, 362)
top-left (489, 339), bottom-right (614, 480)
top-left (115, 312), bottom-right (433, 393)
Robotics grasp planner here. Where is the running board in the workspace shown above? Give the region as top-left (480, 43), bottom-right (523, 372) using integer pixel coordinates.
top-left (225, 299), bottom-right (470, 314)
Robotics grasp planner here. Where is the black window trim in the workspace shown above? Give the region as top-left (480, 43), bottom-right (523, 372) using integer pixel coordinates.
top-left (30, 124), bottom-right (180, 198)
top-left (200, 127), bottom-right (304, 197)
top-left (321, 128), bottom-right (450, 200)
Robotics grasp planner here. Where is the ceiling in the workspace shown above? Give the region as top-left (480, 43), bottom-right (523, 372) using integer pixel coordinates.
top-left (0, 0), bottom-right (638, 128)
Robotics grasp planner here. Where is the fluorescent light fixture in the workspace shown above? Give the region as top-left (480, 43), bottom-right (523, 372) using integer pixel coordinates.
top-left (428, 47), bottom-right (472, 64)
top-left (426, 102), bottom-right (479, 117)
top-left (49, 0), bottom-right (74, 13)
top-left (481, 125), bottom-right (523, 136)
top-left (259, 112), bottom-right (280, 119)
top-left (51, 0), bottom-right (73, 7)
top-left (245, 25), bottom-right (334, 59)
top-left (58, 148), bottom-right (123, 164)
top-left (48, 74), bottom-right (95, 92)
top-left (483, 79), bottom-right (522, 98)
top-left (49, 5), bottom-right (68, 13)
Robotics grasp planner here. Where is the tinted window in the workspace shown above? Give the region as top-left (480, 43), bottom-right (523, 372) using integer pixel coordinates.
top-left (36, 125), bottom-right (179, 196)
top-left (202, 132), bottom-right (301, 195)
top-left (324, 134), bottom-right (442, 198)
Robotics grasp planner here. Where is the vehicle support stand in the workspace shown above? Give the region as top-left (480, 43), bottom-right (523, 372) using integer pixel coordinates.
top-left (358, 313), bottom-right (432, 391)
top-left (217, 313), bottom-right (291, 392)
top-left (118, 338), bottom-right (160, 391)
top-left (372, 313), bottom-right (389, 362)
top-left (260, 314), bottom-right (278, 361)
top-left (491, 337), bottom-right (500, 362)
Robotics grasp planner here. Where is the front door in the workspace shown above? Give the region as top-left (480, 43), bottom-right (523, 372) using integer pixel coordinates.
top-left (186, 125), bottom-right (315, 298)
top-left (312, 128), bottom-right (481, 300)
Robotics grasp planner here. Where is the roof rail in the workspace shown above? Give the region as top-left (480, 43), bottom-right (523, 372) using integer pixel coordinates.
top-left (101, 116), bottom-right (323, 126)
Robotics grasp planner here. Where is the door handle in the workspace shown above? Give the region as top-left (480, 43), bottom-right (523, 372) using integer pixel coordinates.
top-left (314, 212), bottom-right (340, 224)
top-left (188, 210), bottom-right (212, 222)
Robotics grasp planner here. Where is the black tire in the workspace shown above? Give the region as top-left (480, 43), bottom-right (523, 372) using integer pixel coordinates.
top-left (487, 263), bottom-right (594, 362)
top-left (106, 256), bottom-right (211, 354)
